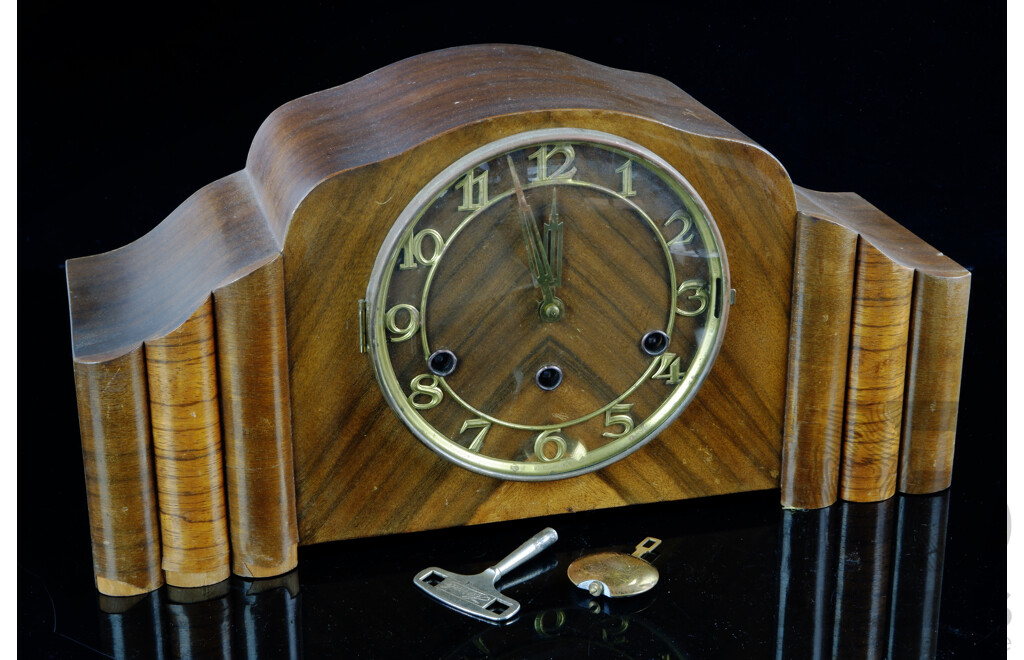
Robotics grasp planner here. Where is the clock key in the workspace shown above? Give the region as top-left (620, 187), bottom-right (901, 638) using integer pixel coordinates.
top-left (413, 527), bottom-right (558, 623)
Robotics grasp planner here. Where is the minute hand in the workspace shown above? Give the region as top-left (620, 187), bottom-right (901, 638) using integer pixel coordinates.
top-left (507, 157), bottom-right (564, 322)
top-left (507, 157), bottom-right (555, 293)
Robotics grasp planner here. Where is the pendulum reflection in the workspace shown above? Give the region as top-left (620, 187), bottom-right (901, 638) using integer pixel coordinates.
top-left (441, 603), bottom-right (687, 659)
top-left (94, 491), bottom-right (951, 658)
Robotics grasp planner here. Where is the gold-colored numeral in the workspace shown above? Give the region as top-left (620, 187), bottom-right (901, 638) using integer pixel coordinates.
top-left (399, 228), bottom-right (445, 270)
top-left (677, 279), bottom-right (709, 317)
top-left (652, 353), bottom-right (683, 385)
top-left (455, 168), bottom-right (489, 211)
top-left (601, 403), bottom-right (635, 439)
top-left (615, 159), bottom-right (637, 197)
top-left (408, 374), bottom-right (443, 409)
top-left (458, 418), bottom-right (491, 453)
top-left (534, 429), bottom-right (568, 462)
top-left (528, 144), bottom-right (577, 181)
top-left (664, 209), bottom-right (695, 245)
top-left (384, 303), bottom-right (420, 342)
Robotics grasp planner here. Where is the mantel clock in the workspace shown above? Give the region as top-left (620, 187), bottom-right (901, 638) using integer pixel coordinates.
top-left (66, 45), bottom-right (970, 596)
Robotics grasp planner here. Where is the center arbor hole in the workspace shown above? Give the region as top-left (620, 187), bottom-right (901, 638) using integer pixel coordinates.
top-left (428, 349), bottom-right (458, 377)
top-left (535, 365), bottom-right (563, 391)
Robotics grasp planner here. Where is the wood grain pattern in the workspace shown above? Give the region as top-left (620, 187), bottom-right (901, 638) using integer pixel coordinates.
top-left (247, 45), bottom-right (760, 243)
top-left (899, 272), bottom-right (970, 493)
top-left (839, 240), bottom-right (914, 502)
top-left (66, 130), bottom-right (281, 591)
top-left (781, 213), bottom-right (858, 509)
top-left (73, 347), bottom-right (164, 596)
top-left (145, 298), bottom-right (231, 587)
top-left (213, 255), bottom-right (299, 577)
top-left (793, 188), bottom-right (969, 502)
top-left (65, 46), bottom-right (969, 589)
top-left (67, 170), bottom-right (278, 364)
top-left (64, 46), bottom-right (790, 556)
top-left (282, 110), bottom-right (793, 544)
top-left (376, 147), bottom-right (727, 476)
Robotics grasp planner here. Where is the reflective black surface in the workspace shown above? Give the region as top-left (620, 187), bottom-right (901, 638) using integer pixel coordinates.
top-left (19, 484), bottom-right (1002, 658)
top-left (19, 4), bottom-right (1004, 658)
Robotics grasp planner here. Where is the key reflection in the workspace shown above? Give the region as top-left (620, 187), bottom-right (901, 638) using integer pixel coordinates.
top-left (441, 606), bottom-right (688, 659)
top-left (776, 491), bottom-right (950, 660)
top-left (94, 491), bottom-right (951, 658)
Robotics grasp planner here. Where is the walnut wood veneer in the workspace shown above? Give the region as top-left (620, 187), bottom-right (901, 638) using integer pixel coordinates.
top-left (73, 348), bottom-right (163, 596)
top-left (213, 255), bottom-right (298, 578)
top-left (66, 45), bottom-right (968, 594)
top-left (145, 298), bottom-right (231, 588)
top-left (780, 188), bottom-right (970, 508)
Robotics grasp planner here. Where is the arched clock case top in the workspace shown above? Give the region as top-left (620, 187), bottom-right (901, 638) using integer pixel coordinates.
top-left (66, 44), bottom-right (970, 596)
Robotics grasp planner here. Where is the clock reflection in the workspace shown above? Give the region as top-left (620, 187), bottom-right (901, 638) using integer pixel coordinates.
top-left (98, 571), bottom-right (301, 659)
top-left (94, 491), bottom-right (949, 659)
top-left (776, 493), bottom-right (949, 660)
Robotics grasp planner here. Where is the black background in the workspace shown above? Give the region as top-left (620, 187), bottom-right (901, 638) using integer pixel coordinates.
top-left (19, 3), bottom-right (1006, 657)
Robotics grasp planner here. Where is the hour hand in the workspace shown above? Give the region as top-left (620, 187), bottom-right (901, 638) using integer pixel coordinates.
top-left (544, 187), bottom-right (563, 288)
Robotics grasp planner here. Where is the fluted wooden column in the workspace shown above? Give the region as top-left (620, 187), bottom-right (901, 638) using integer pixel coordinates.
top-left (782, 187), bottom-right (970, 507)
top-left (74, 348), bottom-right (164, 595)
top-left (839, 241), bottom-right (914, 502)
top-left (146, 297), bottom-right (231, 588)
top-left (214, 255), bottom-right (299, 578)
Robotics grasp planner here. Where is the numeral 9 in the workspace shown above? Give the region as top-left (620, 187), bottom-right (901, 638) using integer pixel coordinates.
top-left (385, 303), bottom-right (420, 342)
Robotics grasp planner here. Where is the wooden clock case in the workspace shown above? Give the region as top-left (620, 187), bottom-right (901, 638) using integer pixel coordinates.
top-left (66, 45), bottom-right (969, 596)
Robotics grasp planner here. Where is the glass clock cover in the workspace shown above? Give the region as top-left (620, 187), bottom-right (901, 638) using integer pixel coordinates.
top-left (367, 129), bottom-right (729, 480)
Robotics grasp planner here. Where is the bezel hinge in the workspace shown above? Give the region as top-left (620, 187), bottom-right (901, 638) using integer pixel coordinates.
top-left (358, 299), bottom-right (369, 354)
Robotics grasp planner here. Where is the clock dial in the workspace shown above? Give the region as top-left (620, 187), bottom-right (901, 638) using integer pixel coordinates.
top-left (367, 128), bottom-right (729, 479)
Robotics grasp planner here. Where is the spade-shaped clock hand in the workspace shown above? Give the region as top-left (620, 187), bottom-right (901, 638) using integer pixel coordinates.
top-left (507, 156), bottom-right (564, 322)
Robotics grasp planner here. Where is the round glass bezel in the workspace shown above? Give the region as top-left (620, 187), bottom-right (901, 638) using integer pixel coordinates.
top-left (366, 128), bottom-right (730, 480)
